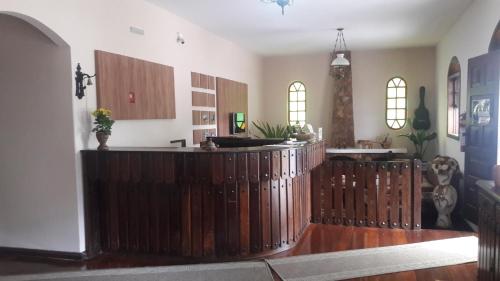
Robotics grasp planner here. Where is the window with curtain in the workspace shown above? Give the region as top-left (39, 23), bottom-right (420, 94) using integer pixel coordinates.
top-left (386, 77), bottom-right (407, 130)
top-left (288, 81), bottom-right (306, 126)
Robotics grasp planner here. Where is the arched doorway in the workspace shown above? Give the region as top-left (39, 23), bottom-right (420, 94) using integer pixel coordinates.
top-left (447, 57), bottom-right (461, 139)
top-left (0, 13), bottom-right (80, 252)
top-left (489, 20), bottom-right (500, 52)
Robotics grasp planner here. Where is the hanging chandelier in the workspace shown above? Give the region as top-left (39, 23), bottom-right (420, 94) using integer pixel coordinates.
top-left (261, 0), bottom-right (293, 15)
top-left (331, 28), bottom-right (350, 68)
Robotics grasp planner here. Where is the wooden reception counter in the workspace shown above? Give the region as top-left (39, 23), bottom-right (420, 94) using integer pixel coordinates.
top-left (82, 141), bottom-right (325, 259)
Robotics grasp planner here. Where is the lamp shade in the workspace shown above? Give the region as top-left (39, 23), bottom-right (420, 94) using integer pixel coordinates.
top-left (331, 53), bottom-right (350, 67)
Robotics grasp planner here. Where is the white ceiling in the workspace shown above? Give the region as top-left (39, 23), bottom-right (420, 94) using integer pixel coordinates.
top-left (148, 0), bottom-right (474, 56)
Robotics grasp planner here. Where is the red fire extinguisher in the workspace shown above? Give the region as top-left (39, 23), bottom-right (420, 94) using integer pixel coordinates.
top-left (459, 113), bottom-right (467, 152)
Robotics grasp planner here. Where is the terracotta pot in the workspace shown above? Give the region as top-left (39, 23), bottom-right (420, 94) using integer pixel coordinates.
top-left (96, 132), bottom-right (110, 151)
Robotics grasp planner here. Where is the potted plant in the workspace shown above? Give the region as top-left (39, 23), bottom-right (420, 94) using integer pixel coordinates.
top-left (91, 108), bottom-right (115, 151)
top-left (399, 87), bottom-right (437, 160)
top-left (252, 121), bottom-right (291, 139)
top-left (399, 121), bottom-right (437, 159)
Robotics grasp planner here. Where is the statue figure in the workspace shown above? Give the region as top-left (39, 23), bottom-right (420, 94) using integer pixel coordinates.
top-left (431, 156), bottom-right (460, 228)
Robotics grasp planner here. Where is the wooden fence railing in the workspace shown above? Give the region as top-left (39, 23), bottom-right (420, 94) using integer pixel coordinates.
top-left (311, 159), bottom-right (422, 230)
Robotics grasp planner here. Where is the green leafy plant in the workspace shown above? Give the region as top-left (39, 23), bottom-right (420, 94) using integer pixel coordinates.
top-left (91, 108), bottom-right (115, 135)
top-left (252, 121), bottom-right (291, 139)
top-left (399, 118), bottom-right (436, 159)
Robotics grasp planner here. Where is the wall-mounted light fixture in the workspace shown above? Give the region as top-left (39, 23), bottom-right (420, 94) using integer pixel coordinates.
top-left (75, 63), bottom-right (96, 99)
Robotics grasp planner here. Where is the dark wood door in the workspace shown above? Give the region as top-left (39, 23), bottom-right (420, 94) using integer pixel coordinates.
top-left (464, 51), bottom-right (500, 223)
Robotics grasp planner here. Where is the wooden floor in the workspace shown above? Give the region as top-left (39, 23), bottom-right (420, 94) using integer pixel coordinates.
top-left (0, 224), bottom-right (477, 280)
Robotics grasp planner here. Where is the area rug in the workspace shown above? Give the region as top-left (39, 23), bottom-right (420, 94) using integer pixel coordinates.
top-left (0, 261), bottom-right (274, 281)
top-left (266, 236), bottom-right (478, 281)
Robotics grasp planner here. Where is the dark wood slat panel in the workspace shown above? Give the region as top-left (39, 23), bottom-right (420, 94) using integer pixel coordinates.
top-left (287, 179), bottom-right (294, 243)
top-left (249, 153), bottom-right (260, 184)
top-left (333, 161), bottom-right (344, 225)
top-left (261, 179), bottom-right (271, 251)
top-left (260, 152), bottom-right (271, 182)
top-left (401, 162), bottom-right (412, 229)
top-left (225, 153), bottom-right (236, 184)
top-left (238, 153), bottom-right (248, 182)
top-left (280, 179), bottom-right (288, 246)
top-left (271, 179), bottom-right (281, 249)
top-left (377, 163), bottom-right (388, 228)
top-left (366, 163), bottom-right (378, 227)
top-left (214, 183), bottom-right (227, 257)
top-left (239, 181), bottom-right (250, 255)
top-left (354, 162), bottom-right (366, 226)
top-left (344, 162), bottom-right (355, 225)
top-left (226, 182), bottom-right (239, 256)
top-left (412, 160), bottom-right (422, 229)
top-left (289, 149), bottom-right (297, 178)
top-left (389, 163), bottom-right (401, 228)
top-left (190, 182), bottom-right (203, 257)
top-left (281, 150), bottom-right (290, 178)
top-left (311, 166), bottom-right (322, 223)
top-left (272, 151), bottom-right (281, 180)
top-left (296, 149), bottom-right (303, 176)
top-left (249, 181), bottom-right (261, 253)
top-left (323, 161), bottom-right (333, 224)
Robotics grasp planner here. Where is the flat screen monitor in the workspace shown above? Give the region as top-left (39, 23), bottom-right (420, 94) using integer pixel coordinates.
top-left (230, 112), bottom-right (246, 134)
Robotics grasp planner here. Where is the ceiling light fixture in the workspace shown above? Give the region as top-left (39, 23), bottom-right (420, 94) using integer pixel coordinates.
top-left (331, 28), bottom-right (350, 68)
top-left (261, 0), bottom-right (293, 16)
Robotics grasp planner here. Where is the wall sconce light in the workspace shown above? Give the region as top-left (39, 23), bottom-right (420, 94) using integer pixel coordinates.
top-left (75, 63), bottom-right (96, 99)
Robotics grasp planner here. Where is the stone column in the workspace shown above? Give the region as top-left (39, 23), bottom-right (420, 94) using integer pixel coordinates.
top-left (330, 51), bottom-right (355, 148)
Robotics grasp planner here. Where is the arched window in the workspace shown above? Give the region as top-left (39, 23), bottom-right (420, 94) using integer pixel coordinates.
top-left (288, 81), bottom-right (306, 126)
top-left (386, 77), bottom-right (407, 130)
top-left (447, 57), bottom-right (461, 139)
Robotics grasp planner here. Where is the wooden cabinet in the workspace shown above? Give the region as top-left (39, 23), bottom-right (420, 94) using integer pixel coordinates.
top-left (478, 186), bottom-right (500, 281)
top-left (95, 50), bottom-right (176, 120)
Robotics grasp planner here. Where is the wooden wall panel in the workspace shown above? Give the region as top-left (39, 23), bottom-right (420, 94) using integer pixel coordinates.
top-left (191, 72), bottom-right (214, 90)
top-left (191, 72), bottom-right (200, 88)
top-left (192, 111), bottom-right (201, 125)
top-left (216, 77), bottom-right (248, 136)
top-left (95, 50), bottom-right (175, 120)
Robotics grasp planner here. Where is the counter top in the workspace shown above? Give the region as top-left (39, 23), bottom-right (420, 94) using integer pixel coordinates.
top-left (326, 148), bottom-right (408, 154)
top-left (83, 142), bottom-right (321, 153)
top-left (476, 179), bottom-right (500, 202)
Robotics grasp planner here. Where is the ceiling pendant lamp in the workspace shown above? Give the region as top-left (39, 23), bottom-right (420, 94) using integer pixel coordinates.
top-left (331, 28), bottom-right (350, 67)
top-left (261, 0), bottom-right (293, 15)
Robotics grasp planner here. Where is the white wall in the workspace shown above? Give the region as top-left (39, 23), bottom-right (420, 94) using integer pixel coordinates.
top-left (0, 0), bottom-right (263, 252)
top-left (0, 15), bottom-right (78, 253)
top-left (262, 47), bottom-right (437, 157)
top-left (436, 0), bottom-right (500, 168)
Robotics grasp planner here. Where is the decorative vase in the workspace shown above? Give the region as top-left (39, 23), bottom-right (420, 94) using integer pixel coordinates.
top-left (96, 132), bottom-right (110, 151)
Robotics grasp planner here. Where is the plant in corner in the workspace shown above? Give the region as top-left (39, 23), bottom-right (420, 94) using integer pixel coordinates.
top-left (399, 121), bottom-right (437, 159)
top-left (92, 108), bottom-right (115, 151)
